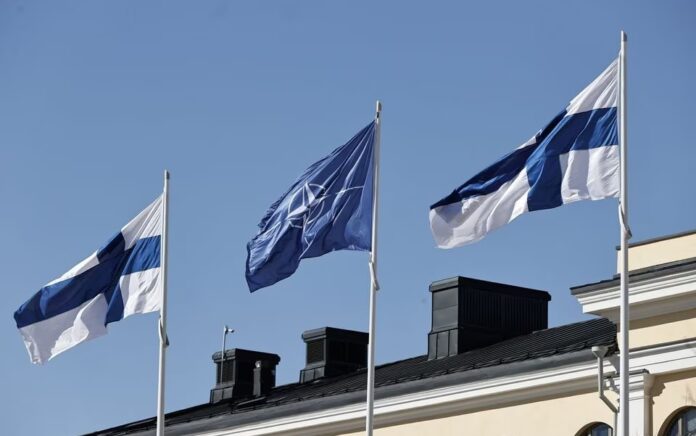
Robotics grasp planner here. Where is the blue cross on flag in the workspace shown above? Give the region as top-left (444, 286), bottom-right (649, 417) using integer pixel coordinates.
top-left (430, 59), bottom-right (619, 248)
top-left (14, 196), bottom-right (164, 363)
top-left (246, 121), bottom-right (376, 292)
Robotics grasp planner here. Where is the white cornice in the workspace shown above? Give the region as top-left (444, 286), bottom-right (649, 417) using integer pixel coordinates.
top-left (574, 268), bottom-right (696, 322)
top-left (628, 339), bottom-right (696, 375)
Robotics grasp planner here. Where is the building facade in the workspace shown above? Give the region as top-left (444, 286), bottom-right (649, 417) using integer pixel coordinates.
top-left (90, 231), bottom-right (696, 436)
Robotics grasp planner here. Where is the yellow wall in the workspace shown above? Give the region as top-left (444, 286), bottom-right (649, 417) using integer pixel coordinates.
top-left (334, 371), bottom-right (695, 436)
top-left (340, 389), bottom-right (615, 436)
top-left (618, 232), bottom-right (696, 273)
top-left (652, 370), bottom-right (696, 435)
top-left (626, 308), bottom-right (696, 349)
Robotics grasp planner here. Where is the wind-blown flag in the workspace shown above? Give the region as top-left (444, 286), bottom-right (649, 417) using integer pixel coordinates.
top-left (246, 122), bottom-right (376, 292)
top-left (14, 196), bottom-right (163, 364)
top-left (430, 59), bottom-right (618, 248)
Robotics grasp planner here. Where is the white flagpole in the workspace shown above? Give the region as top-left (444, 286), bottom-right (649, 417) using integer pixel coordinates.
top-left (156, 170), bottom-right (171, 436)
top-left (618, 31), bottom-right (630, 436)
top-left (366, 101), bottom-right (382, 436)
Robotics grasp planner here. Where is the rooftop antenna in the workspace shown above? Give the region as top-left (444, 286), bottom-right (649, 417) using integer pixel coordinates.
top-left (219, 326), bottom-right (235, 384)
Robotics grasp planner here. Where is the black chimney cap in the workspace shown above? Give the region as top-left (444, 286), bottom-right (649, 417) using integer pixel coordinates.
top-left (428, 276), bottom-right (551, 360)
top-left (300, 327), bottom-right (368, 383)
top-left (211, 348), bottom-right (280, 364)
top-left (210, 348), bottom-right (280, 403)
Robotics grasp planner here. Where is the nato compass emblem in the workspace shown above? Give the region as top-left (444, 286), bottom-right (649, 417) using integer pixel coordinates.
top-left (286, 183), bottom-right (329, 231)
top-left (285, 182), bottom-right (364, 246)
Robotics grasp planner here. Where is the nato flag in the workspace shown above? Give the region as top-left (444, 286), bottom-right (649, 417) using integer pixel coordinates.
top-left (246, 122), bottom-right (376, 292)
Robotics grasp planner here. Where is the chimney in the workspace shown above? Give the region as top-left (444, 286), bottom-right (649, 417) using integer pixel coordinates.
top-left (299, 327), bottom-right (368, 383)
top-left (210, 348), bottom-right (280, 403)
top-left (428, 276), bottom-right (550, 360)
top-left (253, 359), bottom-right (276, 397)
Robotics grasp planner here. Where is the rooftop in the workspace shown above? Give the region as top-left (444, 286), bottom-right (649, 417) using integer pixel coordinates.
top-left (87, 317), bottom-right (616, 436)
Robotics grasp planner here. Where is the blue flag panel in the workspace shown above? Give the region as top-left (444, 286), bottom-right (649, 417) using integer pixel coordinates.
top-left (246, 122), bottom-right (376, 292)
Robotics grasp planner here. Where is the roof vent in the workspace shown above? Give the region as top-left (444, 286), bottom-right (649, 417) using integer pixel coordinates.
top-left (210, 348), bottom-right (280, 403)
top-left (428, 276), bottom-right (551, 360)
top-left (300, 327), bottom-right (368, 383)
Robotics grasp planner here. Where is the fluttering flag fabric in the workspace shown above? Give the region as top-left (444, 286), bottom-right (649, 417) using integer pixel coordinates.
top-left (14, 196), bottom-right (164, 364)
top-left (430, 59), bottom-right (619, 248)
top-left (246, 122), bottom-right (376, 292)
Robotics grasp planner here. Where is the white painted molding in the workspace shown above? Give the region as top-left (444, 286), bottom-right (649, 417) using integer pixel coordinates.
top-left (629, 339), bottom-right (696, 375)
top-left (574, 268), bottom-right (696, 322)
top-left (626, 372), bottom-right (655, 436)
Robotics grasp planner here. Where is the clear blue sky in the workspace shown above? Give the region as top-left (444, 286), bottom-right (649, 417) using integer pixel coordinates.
top-left (1, 1), bottom-right (694, 434)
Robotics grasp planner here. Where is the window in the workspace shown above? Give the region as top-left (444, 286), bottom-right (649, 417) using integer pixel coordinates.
top-left (578, 423), bottom-right (613, 436)
top-left (664, 407), bottom-right (696, 436)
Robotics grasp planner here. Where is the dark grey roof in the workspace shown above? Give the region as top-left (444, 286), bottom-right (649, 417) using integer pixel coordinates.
top-left (571, 257), bottom-right (696, 295)
top-left (85, 317), bottom-right (616, 436)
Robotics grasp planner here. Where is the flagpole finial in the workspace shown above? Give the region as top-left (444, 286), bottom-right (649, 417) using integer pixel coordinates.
top-left (164, 169), bottom-right (170, 180)
top-left (621, 30), bottom-right (627, 41)
top-left (375, 100), bottom-right (382, 118)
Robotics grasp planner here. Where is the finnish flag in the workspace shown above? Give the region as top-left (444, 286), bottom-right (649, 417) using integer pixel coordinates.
top-left (430, 59), bottom-right (619, 248)
top-left (14, 196), bottom-right (163, 364)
